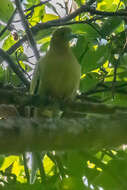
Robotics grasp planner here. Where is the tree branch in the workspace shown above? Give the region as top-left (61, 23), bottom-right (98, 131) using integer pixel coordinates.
top-left (0, 114), bottom-right (127, 153)
top-left (0, 87), bottom-right (127, 115)
top-left (0, 49), bottom-right (30, 88)
top-left (4, 3), bottom-right (127, 57)
top-left (5, 15), bottom-right (102, 57)
top-left (15, 0), bottom-right (40, 60)
top-left (0, 9), bottom-right (17, 38)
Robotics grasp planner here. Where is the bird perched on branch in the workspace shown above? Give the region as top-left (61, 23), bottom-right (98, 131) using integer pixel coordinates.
top-left (28, 27), bottom-right (81, 183)
top-left (30, 27), bottom-right (81, 114)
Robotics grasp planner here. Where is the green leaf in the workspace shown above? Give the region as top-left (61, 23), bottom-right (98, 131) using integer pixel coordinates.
top-left (120, 53), bottom-right (127, 68)
top-left (0, 0), bottom-right (14, 23)
top-left (40, 41), bottom-right (49, 53)
top-left (100, 17), bottom-right (123, 37)
top-left (16, 52), bottom-right (28, 62)
top-left (24, 0), bottom-right (40, 8)
top-left (2, 35), bottom-right (16, 50)
top-left (61, 176), bottom-right (85, 190)
top-left (74, 0), bottom-right (86, 6)
top-left (71, 23), bottom-right (100, 41)
top-left (10, 72), bottom-right (21, 86)
top-left (106, 94), bottom-right (127, 107)
top-left (0, 155), bottom-right (5, 168)
top-left (122, 0), bottom-right (127, 6)
top-left (0, 66), bottom-right (5, 82)
top-left (72, 35), bottom-right (88, 62)
top-left (35, 28), bottom-right (53, 41)
top-left (0, 25), bottom-right (9, 41)
top-left (81, 44), bottom-right (110, 73)
top-left (80, 72), bottom-right (100, 92)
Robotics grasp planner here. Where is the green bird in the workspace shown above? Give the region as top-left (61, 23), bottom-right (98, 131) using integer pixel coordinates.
top-left (31, 27), bottom-right (81, 111)
top-left (28, 27), bottom-right (81, 183)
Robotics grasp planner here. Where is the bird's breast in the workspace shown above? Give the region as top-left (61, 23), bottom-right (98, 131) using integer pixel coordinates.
top-left (39, 51), bottom-right (81, 100)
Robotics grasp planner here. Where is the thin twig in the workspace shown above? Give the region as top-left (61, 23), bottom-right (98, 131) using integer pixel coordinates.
top-left (2, 3), bottom-right (127, 57)
top-left (0, 49), bottom-right (30, 88)
top-left (23, 153), bottom-right (30, 183)
top-left (15, 52), bottom-right (31, 80)
top-left (24, 0), bottom-right (51, 12)
top-left (5, 16), bottom-right (103, 57)
top-left (0, 9), bottom-right (17, 38)
top-left (47, 152), bottom-right (65, 178)
top-left (15, 0), bottom-right (40, 60)
top-left (36, 152), bottom-right (47, 183)
top-left (116, 0), bottom-right (122, 11)
top-left (87, 0), bottom-right (97, 6)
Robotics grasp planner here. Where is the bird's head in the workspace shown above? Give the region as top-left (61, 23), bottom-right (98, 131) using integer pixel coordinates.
top-left (50, 27), bottom-right (76, 51)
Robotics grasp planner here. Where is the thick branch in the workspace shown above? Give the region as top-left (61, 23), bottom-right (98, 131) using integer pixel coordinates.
top-left (0, 115), bottom-right (127, 153)
top-left (0, 88), bottom-right (29, 105)
top-left (0, 88), bottom-right (127, 115)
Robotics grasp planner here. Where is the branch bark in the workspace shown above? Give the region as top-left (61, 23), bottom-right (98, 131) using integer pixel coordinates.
top-left (0, 114), bottom-right (127, 153)
top-left (0, 88), bottom-right (127, 115)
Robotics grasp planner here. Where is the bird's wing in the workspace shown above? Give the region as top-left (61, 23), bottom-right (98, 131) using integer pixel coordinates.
top-left (30, 61), bottom-right (40, 95)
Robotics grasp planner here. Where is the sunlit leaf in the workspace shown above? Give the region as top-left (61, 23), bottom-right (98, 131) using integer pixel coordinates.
top-left (0, 0), bottom-right (14, 23)
top-left (28, 5), bottom-right (44, 26)
top-left (0, 155), bottom-right (19, 172)
top-left (2, 35), bottom-right (16, 50)
top-left (97, 0), bottom-right (124, 11)
top-left (43, 155), bottom-right (54, 176)
top-left (42, 13), bottom-right (59, 22)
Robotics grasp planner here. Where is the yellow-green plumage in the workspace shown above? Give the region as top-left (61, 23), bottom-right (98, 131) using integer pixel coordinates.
top-left (31, 27), bottom-right (81, 104)
top-left (29, 27), bottom-right (81, 183)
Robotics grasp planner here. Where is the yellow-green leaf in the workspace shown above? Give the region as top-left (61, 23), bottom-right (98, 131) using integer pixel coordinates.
top-left (42, 14), bottom-right (59, 22)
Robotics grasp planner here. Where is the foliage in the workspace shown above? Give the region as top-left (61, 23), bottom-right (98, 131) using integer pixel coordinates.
top-left (0, 0), bottom-right (127, 189)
